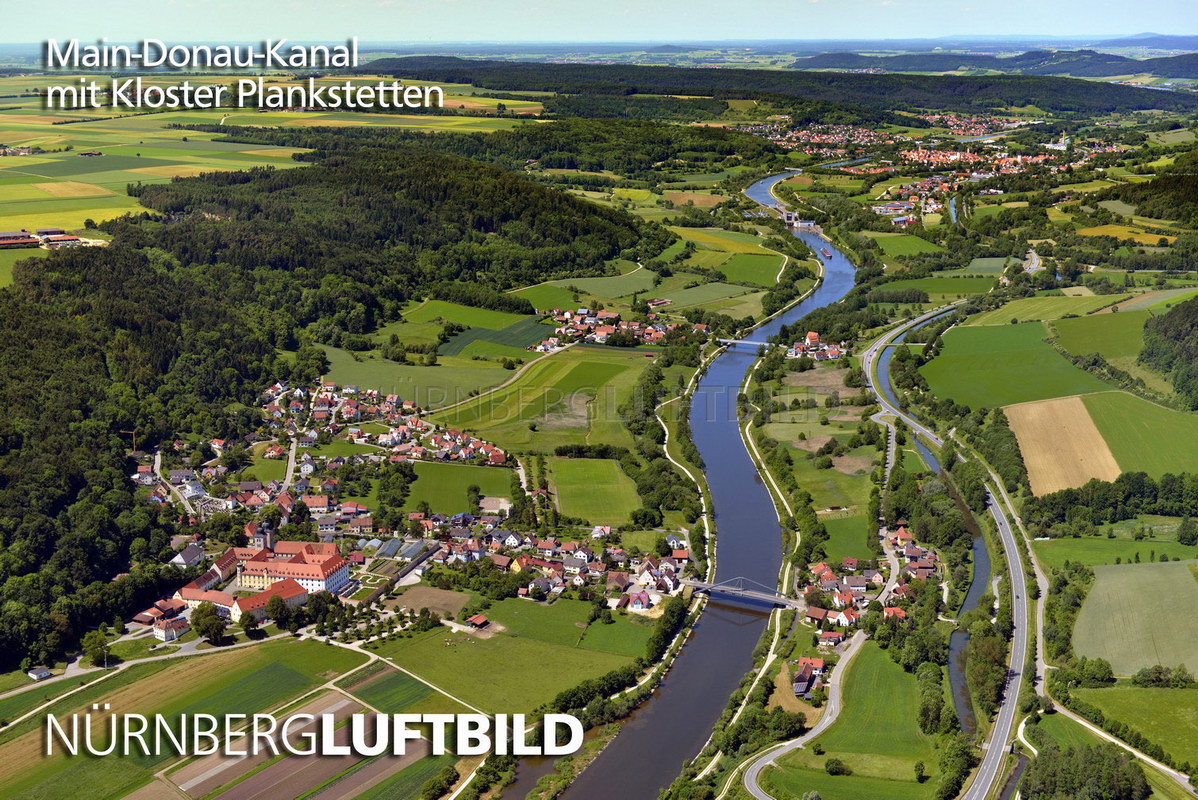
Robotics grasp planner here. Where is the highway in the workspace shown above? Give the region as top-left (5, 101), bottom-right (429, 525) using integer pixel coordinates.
top-left (860, 306), bottom-right (1029, 800)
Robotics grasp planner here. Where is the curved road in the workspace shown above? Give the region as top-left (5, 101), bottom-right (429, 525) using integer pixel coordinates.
top-left (741, 631), bottom-right (866, 799)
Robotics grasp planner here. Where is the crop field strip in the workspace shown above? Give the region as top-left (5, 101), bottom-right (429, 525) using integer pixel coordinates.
top-left (919, 322), bottom-right (1109, 408)
top-left (1005, 396), bottom-right (1122, 495)
top-left (1074, 559), bottom-right (1198, 677)
top-left (965, 294), bottom-right (1130, 326)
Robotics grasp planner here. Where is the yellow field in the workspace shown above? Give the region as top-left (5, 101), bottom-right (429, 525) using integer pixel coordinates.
top-left (1077, 224), bottom-right (1177, 245)
top-left (33, 181), bottom-right (113, 198)
top-left (664, 191), bottom-right (724, 207)
top-left (667, 226), bottom-right (765, 253)
top-left (1006, 395), bottom-right (1122, 494)
top-left (130, 164), bottom-right (216, 178)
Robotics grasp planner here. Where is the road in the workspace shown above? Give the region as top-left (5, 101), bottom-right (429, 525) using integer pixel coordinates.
top-left (281, 439), bottom-right (298, 490)
top-left (1023, 249), bottom-right (1043, 273)
top-left (741, 631), bottom-right (867, 799)
top-left (153, 449), bottom-right (196, 516)
top-left (860, 306), bottom-right (1029, 800)
top-left (976, 456), bottom-right (1198, 795)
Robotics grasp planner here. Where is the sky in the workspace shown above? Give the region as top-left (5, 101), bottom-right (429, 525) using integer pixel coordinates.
top-left (2, 0), bottom-right (1195, 44)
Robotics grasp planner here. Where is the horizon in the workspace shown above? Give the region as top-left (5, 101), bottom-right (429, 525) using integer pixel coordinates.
top-left (0, 0), bottom-right (1194, 45)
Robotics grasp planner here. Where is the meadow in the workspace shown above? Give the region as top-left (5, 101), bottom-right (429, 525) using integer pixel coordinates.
top-left (402, 461), bottom-right (513, 515)
top-left (920, 322), bottom-right (1110, 409)
top-left (1077, 224), bottom-right (1176, 245)
top-left (0, 639), bottom-right (366, 800)
top-left (1051, 310), bottom-right (1149, 361)
top-left (316, 344), bottom-right (510, 409)
top-left (375, 627), bottom-right (631, 713)
top-left (861, 232), bottom-right (945, 258)
top-left (1031, 514), bottom-right (1196, 570)
top-left (881, 276), bottom-right (995, 301)
top-left (820, 513), bottom-right (876, 563)
top-left (430, 346), bottom-right (653, 452)
top-left (719, 252), bottom-right (784, 286)
top-left (1073, 687), bottom-right (1198, 768)
top-left (962, 256), bottom-right (1013, 274)
top-left (1083, 391), bottom-right (1198, 477)
top-left (549, 457), bottom-right (642, 526)
top-left (1073, 559), bottom-right (1198, 676)
top-left (966, 295), bottom-right (1128, 326)
top-left (767, 643), bottom-right (938, 800)
top-left (0, 248), bottom-right (47, 287)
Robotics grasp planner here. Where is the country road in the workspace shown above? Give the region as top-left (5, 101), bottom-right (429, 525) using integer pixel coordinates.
top-left (741, 631), bottom-right (867, 799)
top-left (860, 305), bottom-right (1029, 800)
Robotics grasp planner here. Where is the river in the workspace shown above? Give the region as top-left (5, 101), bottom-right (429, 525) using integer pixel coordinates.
top-left (873, 309), bottom-right (990, 734)
top-left (500, 172), bottom-right (859, 800)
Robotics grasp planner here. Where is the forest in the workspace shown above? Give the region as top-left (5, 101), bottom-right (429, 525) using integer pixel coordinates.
top-left (1140, 295), bottom-right (1198, 408)
top-left (180, 117), bottom-right (783, 178)
top-left (370, 56), bottom-right (1198, 114)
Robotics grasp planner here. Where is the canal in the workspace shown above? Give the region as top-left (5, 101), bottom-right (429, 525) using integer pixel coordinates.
top-left (507, 172), bottom-right (860, 800)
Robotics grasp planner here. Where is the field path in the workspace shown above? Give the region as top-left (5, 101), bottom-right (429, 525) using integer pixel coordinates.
top-left (427, 342), bottom-right (576, 415)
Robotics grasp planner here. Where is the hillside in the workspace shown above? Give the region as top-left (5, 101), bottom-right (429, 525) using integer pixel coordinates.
top-left (0, 129), bottom-right (669, 670)
top-left (371, 56), bottom-right (1198, 114)
top-left (794, 49), bottom-right (1198, 78)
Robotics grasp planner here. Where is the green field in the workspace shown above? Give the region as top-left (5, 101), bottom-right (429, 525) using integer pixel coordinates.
top-left (484, 597), bottom-right (653, 659)
top-left (660, 281), bottom-right (753, 309)
top-left (1074, 559), bottom-right (1198, 676)
top-left (375, 627), bottom-right (631, 713)
top-left (1074, 687), bottom-right (1198, 767)
top-left (352, 753), bottom-right (458, 800)
top-left (1083, 391), bottom-right (1198, 477)
top-left (821, 514), bottom-right (876, 563)
top-left (540, 266), bottom-right (659, 299)
top-left (0, 248), bottom-right (47, 287)
top-left (962, 256), bottom-right (1013, 274)
top-left (430, 347), bottom-right (653, 452)
top-left (719, 253), bottom-right (784, 286)
top-left (485, 598), bottom-right (593, 647)
top-left (316, 344), bottom-right (509, 409)
top-left (514, 283), bottom-right (588, 313)
top-left (550, 457), bottom-right (641, 526)
top-left (248, 454), bottom-right (288, 483)
top-left (967, 295), bottom-right (1129, 326)
top-left (767, 643), bottom-right (937, 800)
top-left (882, 276), bottom-right (995, 301)
top-left (403, 461), bottom-right (512, 515)
top-left (0, 639), bottom-right (366, 800)
top-left (1031, 515), bottom-right (1197, 569)
top-left (578, 615), bottom-right (656, 658)
top-left (920, 322), bottom-right (1110, 408)
top-left (439, 317), bottom-right (551, 356)
top-left (403, 300), bottom-right (529, 329)
top-left (862, 232), bottom-right (945, 258)
top-left (0, 672), bottom-right (104, 727)
top-left (1052, 310), bottom-right (1149, 361)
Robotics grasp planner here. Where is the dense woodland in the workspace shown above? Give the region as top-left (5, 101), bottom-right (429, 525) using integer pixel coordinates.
top-left (1020, 745), bottom-right (1150, 800)
top-left (182, 117), bottom-right (782, 179)
top-left (1140, 296), bottom-right (1198, 408)
top-left (373, 57), bottom-right (1198, 114)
